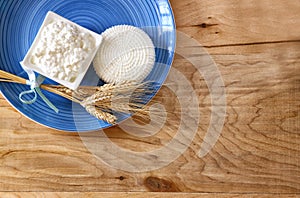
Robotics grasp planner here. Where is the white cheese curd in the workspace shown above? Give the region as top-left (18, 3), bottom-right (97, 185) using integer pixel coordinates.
top-left (30, 20), bottom-right (95, 83)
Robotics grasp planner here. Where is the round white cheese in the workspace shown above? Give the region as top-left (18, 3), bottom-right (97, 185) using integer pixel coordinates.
top-left (93, 25), bottom-right (155, 84)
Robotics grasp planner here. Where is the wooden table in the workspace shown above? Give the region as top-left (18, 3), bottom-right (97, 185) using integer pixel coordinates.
top-left (0, 0), bottom-right (299, 197)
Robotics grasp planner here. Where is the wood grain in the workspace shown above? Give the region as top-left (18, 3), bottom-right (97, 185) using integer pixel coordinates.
top-left (170, 0), bottom-right (300, 46)
top-left (0, 0), bottom-right (299, 196)
top-left (0, 192), bottom-right (299, 198)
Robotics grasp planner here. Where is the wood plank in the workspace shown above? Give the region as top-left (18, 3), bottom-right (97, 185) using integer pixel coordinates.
top-left (0, 192), bottom-right (298, 198)
top-left (1, 0), bottom-right (300, 194)
top-left (170, 0), bottom-right (300, 46)
top-left (0, 42), bottom-right (299, 193)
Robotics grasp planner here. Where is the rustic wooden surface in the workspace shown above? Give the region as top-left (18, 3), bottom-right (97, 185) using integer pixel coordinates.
top-left (0, 0), bottom-right (299, 197)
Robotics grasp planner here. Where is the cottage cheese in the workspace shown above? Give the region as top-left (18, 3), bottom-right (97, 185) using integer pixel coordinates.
top-left (30, 20), bottom-right (95, 83)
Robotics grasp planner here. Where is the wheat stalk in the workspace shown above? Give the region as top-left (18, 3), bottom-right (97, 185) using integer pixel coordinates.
top-left (85, 105), bottom-right (117, 124)
top-left (0, 69), bottom-right (157, 125)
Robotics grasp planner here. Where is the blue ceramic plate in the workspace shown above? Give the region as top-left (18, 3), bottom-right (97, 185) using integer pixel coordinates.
top-left (0, 0), bottom-right (176, 132)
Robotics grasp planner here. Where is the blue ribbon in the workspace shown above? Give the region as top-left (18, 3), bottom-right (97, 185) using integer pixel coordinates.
top-left (18, 64), bottom-right (59, 113)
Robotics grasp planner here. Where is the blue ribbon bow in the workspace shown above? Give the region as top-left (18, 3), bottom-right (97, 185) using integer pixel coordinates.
top-left (19, 65), bottom-right (59, 113)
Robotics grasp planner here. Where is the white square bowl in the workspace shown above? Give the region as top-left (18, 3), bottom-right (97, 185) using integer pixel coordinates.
top-left (20, 11), bottom-right (103, 90)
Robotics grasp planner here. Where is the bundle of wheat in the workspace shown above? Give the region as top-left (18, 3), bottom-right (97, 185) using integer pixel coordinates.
top-left (0, 70), bottom-right (159, 125)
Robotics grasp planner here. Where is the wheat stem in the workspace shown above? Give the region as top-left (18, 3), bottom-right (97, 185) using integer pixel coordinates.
top-left (0, 69), bottom-right (156, 125)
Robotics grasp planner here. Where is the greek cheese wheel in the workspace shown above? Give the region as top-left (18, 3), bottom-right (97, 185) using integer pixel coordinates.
top-left (93, 25), bottom-right (155, 84)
